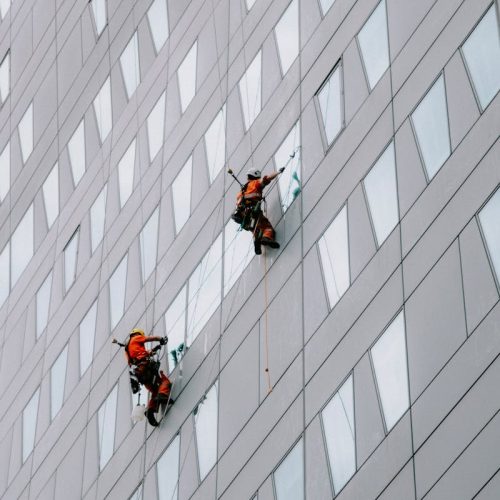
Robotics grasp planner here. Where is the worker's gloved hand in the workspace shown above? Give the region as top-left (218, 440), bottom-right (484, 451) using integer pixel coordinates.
top-left (279, 167), bottom-right (285, 173)
top-left (159, 336), bottom-right (168, 345)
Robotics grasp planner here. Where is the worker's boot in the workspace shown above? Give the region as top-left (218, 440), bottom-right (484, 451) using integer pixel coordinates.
top-left (254, 239), bottom-right (262, 255)
top-left (260, 237), bottom-right (280, 249)
top-left (146, 407), bottom-right (159, 427)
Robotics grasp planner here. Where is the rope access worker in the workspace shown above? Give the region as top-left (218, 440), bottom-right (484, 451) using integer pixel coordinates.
top-left (232, 166), bottom-right (285, 255)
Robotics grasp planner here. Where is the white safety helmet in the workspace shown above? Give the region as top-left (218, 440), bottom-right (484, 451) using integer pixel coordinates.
top-left (247, 168), bottom-right (261, 179)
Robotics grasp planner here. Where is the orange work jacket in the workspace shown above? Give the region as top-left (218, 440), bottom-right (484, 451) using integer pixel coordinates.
top-left (236, 177), bottom-right (271, 205)
top-left (126, 335), bottom-right (156, 365)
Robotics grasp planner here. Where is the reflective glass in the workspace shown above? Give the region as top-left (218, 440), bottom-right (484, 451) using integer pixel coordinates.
top-left (205, 105), bottom-right (226, 183)
top-left (98, 385), bottom-right (118, 470)
top-left (165, 285), bottom-right (186, 370)
top-left (11, 204), bottom-right (34, 287)
top-left (357, 0), bottom-right (389, 90)
top-left (22, 388), bottom-right (40, 463)
top-left (0, 142), bottom-right (9, 202)
top-left (462, 6), bottom-right (500, 110)
top-left (319, 0), bottom-right (336, 16)
top-left (246, 0), bottom-right (256, 10)
top-left (275, 0), bottom-right (299, 75)
top-left (79, 301), bottom-right (97, 376)
top-left (68, 120), bottom-right (86, 186)
top-left (0, 0), bottom-right (10, 20)
top-left (0, 52), bottom-right (9, 103)
top-left (93, 76), bottom-right (112, 143)
top-left (479, 189), bottom-right (500, 283)
top-left (0, 244), bottom-right (8, 306)
top-left (118, 139), bottom-right (136, 208)
top-left (275, 121), bottom-right (301, 212)
top-left (239, 51), bottom-right (261, 130)
top-left (36, 272), bottom-right (52, 339)
top-left (187, 234), bottom-right (222, 345)
top-left (371, 311), bottom-right (409, 431)
top-left (109, 254), bottom-right (128, 329)
top-left (274, 438), bottom-right (304, 500)
top-left (90, 185), bottom-right (107, 253)
top-left (140, 208), bottom-right (159, 283)
top-left (91, 0), bottom-right (106, 36)
top-left (317, 65), bottom-right (343, 145)
top-left (178, 41), bottom-right (197, 113)
top-left (42, 163), bottom-right (59, 228)
top-left (147, 92), bottom-right (166, 162)
top-left (64, 229), bottom-right (79, 292)
top-left (194, 382), bottom-right (218, 480)
top-left (322, 375), bottom-right (355, 493)
top-left (148, 0), bottom-right (169, 53)
top-left (120, 32), bottom-right (140, 99)
top-left (19, 103), bottom-right (33, 164)
top-left (172, 157), bottom-right (192, 234)
top-left (51, 346), bottom-right (68, 420)
top-left (363, 142), bottom-right (398, 246)
top-left (157, 434), bottom-right (180, 500)
top-left (318, 206), bottom-right (350, 308)
top-left (411, 75), bottom-right (450, 180)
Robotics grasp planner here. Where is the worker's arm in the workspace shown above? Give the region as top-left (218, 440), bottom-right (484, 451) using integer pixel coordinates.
top-left (143, 335), bottom-right (168, 345)
top-left (262, 167), bottom-right (285, 186)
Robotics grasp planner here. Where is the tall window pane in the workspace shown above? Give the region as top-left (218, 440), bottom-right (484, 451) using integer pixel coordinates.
top-left (0, 0), bottom-right (10, 21)
top-left (50, 346), bottom-right (68, 420)
top-left (0, 244), bottom-right (9, 306)
top-left (91, 0), bottom-right (106, 36)
top-left (172, 157), bottom-right (192, 234)
top-left (98, 385), bottom-right (118, 470)
top-left (42, 163), bottom-right (59, 229)
top-left (319, 0), bottom-right (336, 16)
top-left (371, 311), bottom-right (409, 431)
top-left (239, 51), bottom-right (262, 130)
top-left (118, 139), bottom-right (136, 208)
top-left (275, 0), bottom-right (299, 75)
top-left (246, 0), bottom-right (256, 10)
top-left (22, 388), bottom-right (40, 463)
top-left (205, 105), bottom-right (226, 183)
top-left (11, 204), bottom-right (34, 287)
top-left (0, 52), bottom-right (9, 103)
top-left (317, 64), bottom-right (343, 145)
top-left (147, 92), bottom-right (166, 162)
top-left (318, 206), bottom-right (350, 309)
top-left (120, 32), bottom-right (140, 99)
top-left (64, 229), bottom-right (79, 292)
top-left (479, 189), bottom-right (500, 284)
top-left (68, 120), bottom-right (86, 186)
top-left (363, 142), bottom-right (398, 246)
top-left (357, 0), bottom-right (389, 90)
top-left (194, 382), bottom-right (218, 480)
top-left (36, 272), bottom-right (52, 339)
top-left (93, 76), bottom-right (112, 143)
top-left (19, 102), bottom-right (33, 164)
top-left (322, 375), bottom-right (355, 494)
top-left (148, 0), bottom-right (169, 53)
top-left (274, 438), bottom-right (304, 500)
top-left (0, 142), bottom-right (9, 202)
top-left (140, 208), bottom-right (159, 283)
top-left (462, 6), bottom-right (500, 110)
top-left (80, 301), bottom-right (97, 376)
top-left (109, 254), bottom-right (128, 330)
top-left (411, 75), bottom-right (451, 180)
top-left (90, 185), bottom-right (107, 253)
top-left (157, 435), bottom-right (180, 500)
top-left (178, 41), bottom-right (197, 113)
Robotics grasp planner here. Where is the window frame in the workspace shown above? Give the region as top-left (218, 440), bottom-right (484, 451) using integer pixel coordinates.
top-left (63, 227), bottom-right (80, 293)
top-left (238, 49), bottom-right (263, 132)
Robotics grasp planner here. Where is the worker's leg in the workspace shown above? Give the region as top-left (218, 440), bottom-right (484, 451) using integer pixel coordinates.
top-left (256, 215), bottom-right (280, 248)
top-left (157, 371), bottom-right (175, 405)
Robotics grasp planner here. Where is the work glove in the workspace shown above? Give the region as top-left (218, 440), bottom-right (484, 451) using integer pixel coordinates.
top-left (279, 167), bottom-right (285, 173)
top-left (159, 336), bottom-right (168, 345)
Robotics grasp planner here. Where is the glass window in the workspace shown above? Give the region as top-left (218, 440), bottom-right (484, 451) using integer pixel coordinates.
top-left (42, 163), bottom-right (59, 229)
top-left (165, 285), bottom-right (186, 371)
top-left (118, 139), bottom-right (136, 208)
top-left (147, 92), bottom-right (166, 162)
top-left (19, 102), bottom-right (33, 164)
top-left (246, 0), bottom-right (256, 10)
top-left (411, 75), bottom-right (451, 180)
top-left (187, 234), bottom-right (222, 345)
top-left (93, 76), bottom-right (112, 143)
top-left (319, 0), bottom-right (336, 16)
top-left (274, 438), bottom-right (304, 500)
top-left (0, 0), bottom-right (10, 20)
top-left (205, 105), bottom-right (226, 183)
top-left (80, 301), bottom-right (97, 376)
top-left (50, 346), bottom-right (68, 420)
top-left (172, 157), bottom-right (192, 234)
top-left (363, 141), bottom-right (398, 246)
top-left (90, 185), bottom-right (107, 254)
top-left (0, 52), bottom-right (9, 104)
top-left (322, 375), bottom-right (355, 494)
top-left (178, 41), bottom-right (197, 113)
top-left (318, 206), bottom-right (350, 309)
top-left (479, 188), bottom-right (500, 284)
top-left (64, 228), bottom-right (79, 292)
top-left (371, 311), bottom-right (409, 431)
top-left (98, 385), bottom-right (118, 470)
top-left (148, 0), bottom-right (169, 53)
top-left (157, 434), bottom-right (180, 500)
top-left (275, 120), bottom-right (301, 212)
top-left (140, 208), bottom-right (159, 283)
top-left (317, 64), bottom-right (343, 146)
top-left (194, 381), bottom-right (218, 480)
top-left (275, 0), bottom-right (299, 75)
top-left (357, 0), bottom-right (389, 90)
top-left (68, 120), bottom-right (86, 186)
top-left (91, 0), bottom-right (106, 36)
top-left (11, 204), bottom-right (34, 287)
top-left (120, 32), bottom-right (140, 100)
top-left (36, 272), bottom-right (52, 339)
top-left (0, 141), bottom-right (9, 202)
top-left (109, 254), bottom-right (128, 330)
top-left (22, 388), bottom-right (40, 463)
top-left (0, 243), bottom-right (9, 306)
top-left (239, 51), bottom-right (262, 131)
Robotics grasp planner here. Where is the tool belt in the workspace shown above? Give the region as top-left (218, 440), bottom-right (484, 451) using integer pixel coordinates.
top-left (231, 200), bottom-right (262, 231)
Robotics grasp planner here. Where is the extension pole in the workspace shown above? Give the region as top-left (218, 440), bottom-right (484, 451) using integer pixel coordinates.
top-left (227, 169), bottom-right (244, 188)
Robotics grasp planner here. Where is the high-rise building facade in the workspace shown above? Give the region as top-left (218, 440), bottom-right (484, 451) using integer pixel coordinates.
top-left (0, 0), bottom-right (499, 498)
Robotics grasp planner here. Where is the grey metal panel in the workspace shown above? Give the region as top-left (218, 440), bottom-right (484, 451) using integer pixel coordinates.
top-left (53, 433), bottom-right (86, 500)
top-left (81, 416), bottom-right (99, 496)
top-left (32, 473), bottom-right (56, 500)
top-left (189, 465), bottom-right (216, 500)
top-left (262, 33), bottom-right (282, 106)
top-left (300, 100), bottom-right (325, 184)
top-left (377, 460), bottom-right (415, 500)
top-left (475, 470), bottom-right (500, 500)
top-left (258, 475), bottom-right (275, 500)
top-left (178, 419), bottom-right (199, 500)
top-left (11, 12), bottom-right (33, 84)
top-left (0, 428), bottom-right (13, 496)
top-left (299, 0), bottom-right (321, 50)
